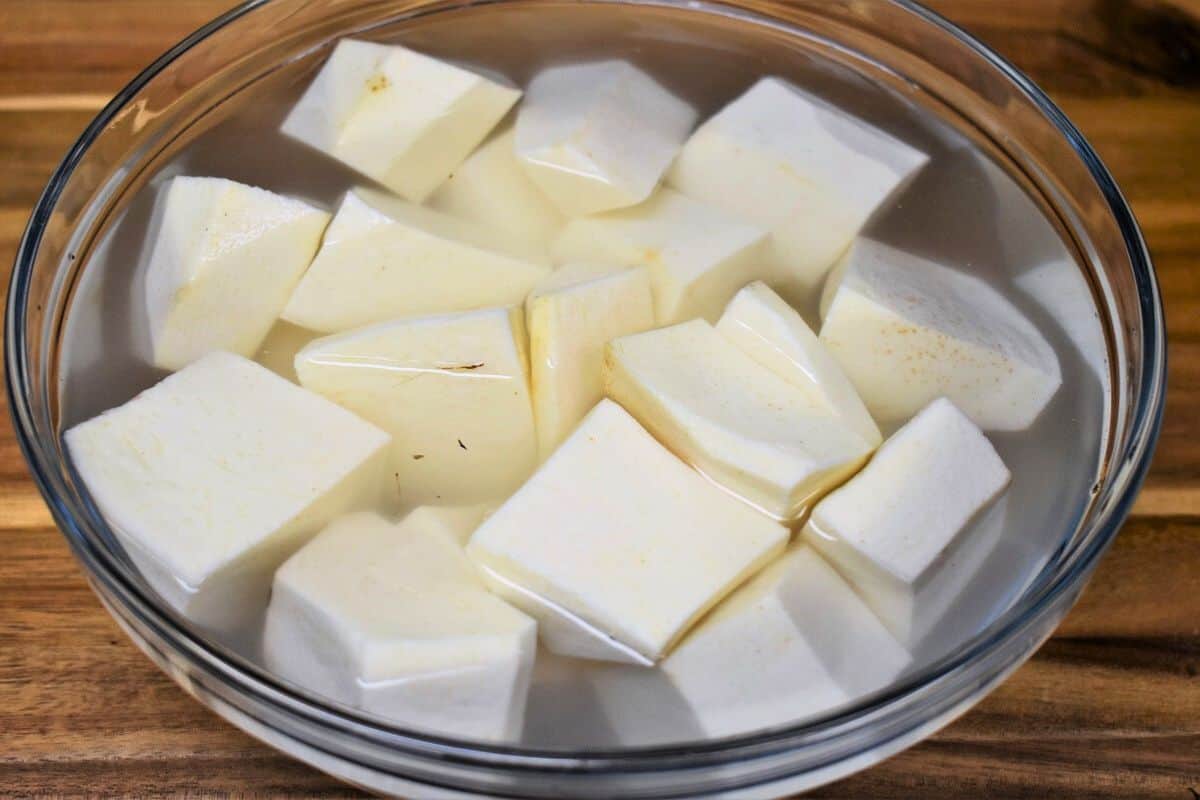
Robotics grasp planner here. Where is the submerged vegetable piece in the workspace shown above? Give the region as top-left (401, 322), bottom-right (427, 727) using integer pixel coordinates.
top-left (663, 546), bottom-right (910, 737)
top-left (294, 306), bottom-right (537, 506)
top-left (282, 190), bottom-right (550, 333)
top-left (428, 121), bottom-right (564, 253)
top-left (143, 176), bottom-right (329, 371)
top-left (281, 39), bottom-right (519, 202)
top-left (668, 77), bottom-right (928, 309)
top-left (560, 657), bottom-right (708, 746)
top-left (717, 281), bottom-right (881, 447)
top-left (264, 511), bottom-right (536, 741)
top-left (403, 504), bottom-right (492, 546)
top-left (254, 321), bottom-right (319, 384)
top-left (64, 353), bottom-right (390, 636)
top-left (551, 189), bottom-right (770, 324)
top-left (515, 60), bottom-right (697, 216)
top-left (802, 397), bottom-right (1010, 643)
top-left (467, 399), bottom-right (788, 665)
top-left (526, 262), bottom-right (656, 457)
top-left (604, 320), bottom-right (875, 521)
top-left (819, 239), bottom-right (1062, 431)
top-left (1014, 258), bottom-right (1109, 382)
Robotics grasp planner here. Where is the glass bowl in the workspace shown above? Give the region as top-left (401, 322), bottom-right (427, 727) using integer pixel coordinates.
top-left (5, 0), bottom-right (1165, 796)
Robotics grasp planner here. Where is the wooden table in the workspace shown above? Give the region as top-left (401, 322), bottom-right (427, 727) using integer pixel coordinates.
top-left (1, 1), bottom-right (1196, 796)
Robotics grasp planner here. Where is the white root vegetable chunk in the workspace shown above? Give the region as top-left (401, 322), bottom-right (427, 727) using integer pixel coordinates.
top-left (526, 263), bottom-right (656, 457)
top-left (717, 281), bottom-right (881, 447)
top-left (1014, 258), bottom-right (1109, 383)
top-left (515, 60), bottom-right (697, 216)
top-left (403, 504), bottom-right (492, 546)
top-left (551, 189), bottom-right (770, 324)
top-left (802, 397), bottom-right (1011, 643)
top-left (429, 121), bottom-right (564, 253)
top-left (604, 320), bottom-right (875, 521)
top-left (819, 239), bottom-right (1062, 431)
top-left (663, 546), bottom-right (910, 737)
top-left (294, 306), bottom-right (537, 506)
top-left (64, 353), bottom-right (390, 636)
top-left (144, 176), bottom-right (330, 371)
top-left (281, 39), bottom-right (520, 202)
top-left (282, 190), bottom-right (550, 333)
top-left (467, 399), bottom-right (787, 665)
top-left (668, 77), bottom-right (928, 308)
top-left (264, 511), bottom-right (536, 741)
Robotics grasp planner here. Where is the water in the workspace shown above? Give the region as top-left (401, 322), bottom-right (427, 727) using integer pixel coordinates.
top-left (57, 3), bottom-right (1109, 748)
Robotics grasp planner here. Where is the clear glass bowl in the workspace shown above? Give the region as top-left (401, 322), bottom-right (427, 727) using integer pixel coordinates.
top-left (5, 0), bottom-right (1165, 796)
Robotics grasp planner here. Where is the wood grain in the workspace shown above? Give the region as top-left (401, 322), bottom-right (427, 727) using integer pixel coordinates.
top-left (0, 1), bottom-right (1197, 797)
top-left (0, 1), bottom-right (240, 96)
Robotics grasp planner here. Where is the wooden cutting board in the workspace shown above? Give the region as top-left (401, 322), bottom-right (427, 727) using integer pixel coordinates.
top-left (0, 1), bottom-right (1196, 796)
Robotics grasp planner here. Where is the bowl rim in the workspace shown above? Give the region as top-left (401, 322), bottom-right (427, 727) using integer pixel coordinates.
top-left (5, 0), bottom-right (1167, 773)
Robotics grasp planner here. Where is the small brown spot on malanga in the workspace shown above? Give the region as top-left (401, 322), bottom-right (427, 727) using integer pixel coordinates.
top-left (366, 74), bottom-right (390, 92)
top-left (639, 246), bottom-right (663, 264)
top-left (440, 362), bottom-right (485, 371)
top-left (412, 454), bottom-right (425, 460)
top-left (458, 439), bottom-right (468, 450)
